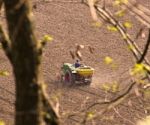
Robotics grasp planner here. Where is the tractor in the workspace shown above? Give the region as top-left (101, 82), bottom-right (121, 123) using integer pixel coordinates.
top-left (61, 63), bottom-right (94, 85)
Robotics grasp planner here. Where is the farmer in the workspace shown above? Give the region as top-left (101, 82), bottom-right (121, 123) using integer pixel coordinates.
top-left (75, 60), bottom-right (81, 68)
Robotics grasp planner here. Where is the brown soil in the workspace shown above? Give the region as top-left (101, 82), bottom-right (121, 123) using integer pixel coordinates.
top-left (0, 0), bottom-right (150, 125)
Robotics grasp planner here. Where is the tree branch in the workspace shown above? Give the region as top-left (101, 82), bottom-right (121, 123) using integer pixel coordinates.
top-left (127, 1), bottom-right (150, 22)
top-left (67, 76), bottom-right (147, 124)
top-left (0, 25), bottom-right (12, 62)
top-left (113, 108), bottom-right (135, 125)
top-left (85, 81), bottom-right (136, 111)
top-left (138, 29), bottom-right (150, 63)
top-left (80, 80), bottom-right (139, 124)
top-left (67, 80), bottom-right (136, 124)
top-left (82, 0), bottom-right (150, 68)
top-left (95, 5), bottom-right (150, 64)
top-left (121, 1), bottom-right (150, 28)
top-left (92, 5), bottom-right (150, 80)
top-left (41, 84), bottom-right (59, 125)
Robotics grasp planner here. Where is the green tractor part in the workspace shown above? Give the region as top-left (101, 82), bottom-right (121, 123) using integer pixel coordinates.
top-left (61, 63), bottom-right (94, 85)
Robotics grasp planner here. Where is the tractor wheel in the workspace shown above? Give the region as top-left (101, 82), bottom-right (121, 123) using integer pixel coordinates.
top-left (60, 74), bottom-right (64, 83)
top-left (64, 70), bottom-right (75, 86)
top-left (84, 78), bottom-right (92, 85)
top-left (86, 80), bottom-right (92, 85)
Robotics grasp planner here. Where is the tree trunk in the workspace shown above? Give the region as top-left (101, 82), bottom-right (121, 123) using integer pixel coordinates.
top-left (0, 0), bottom-right (3, 12)
top-left (3, 0), bottom-right (43, 125)
top-left (1, 0), bottom-right (58, 124)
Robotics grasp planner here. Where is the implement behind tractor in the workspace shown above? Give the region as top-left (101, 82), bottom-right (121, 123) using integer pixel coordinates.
top-left (61, 63), bottom-right (94, 85)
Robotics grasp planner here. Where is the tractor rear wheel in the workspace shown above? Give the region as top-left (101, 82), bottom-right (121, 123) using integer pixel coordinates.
top-left (64, 70), bottom-right (75, 86)
top-left (85, 80), bottom-right (92, 85)
top-left (84, 77), bottom-right (92, 85)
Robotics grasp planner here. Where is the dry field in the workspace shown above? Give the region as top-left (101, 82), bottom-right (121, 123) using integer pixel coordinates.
top-left (0, 0), bottom-right (150, 125)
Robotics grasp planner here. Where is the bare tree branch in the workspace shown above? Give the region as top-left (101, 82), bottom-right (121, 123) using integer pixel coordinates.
top-left (81, 1), bottom-right (150, 69)
top-left (41, 84), bottom-right (59, 125)
top-left (95, 5), bottom-right (150, 66)
top-left (138, 29), bottom-right (150, 63)
top-left (113, 108), bottom-right (135, 125)
top-left (87, 0), bottom-right (98, 21)
top-left (0, 25), bottom-right (12, 62)
top-left (134, 3), bottom-right (150, 16)
top-left (121, 1), bottom-right (150, 28)
top-left (85, 81), bottom-right (136, 111)
top-left (80, 79), bottom-right (142, 125)
top-left (67, 80), bottom-right (139, 124)
top-left (67, 75), bottom-right (147, 124)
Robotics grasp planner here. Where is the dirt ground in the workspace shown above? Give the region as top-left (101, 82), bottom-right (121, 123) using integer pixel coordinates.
top-left (0, 0), bottom-right (150, 125)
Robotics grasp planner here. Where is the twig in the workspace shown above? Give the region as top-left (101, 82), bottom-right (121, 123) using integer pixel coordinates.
top-left (80, 81), bottom-right (137, 125)
top-left (138, 29), bottom-right (150, 63)
top-left (95, 6), bottom-right (150, 65)
top-left (81, 1), bottom-right (150, 70)
top-left (85, 81), bottom-right (136, 111)
top-left (122, 2), bottom-right (150, 28)
top-left (41, 84), bottom-right (59, 125)
top-left (67, 80), bottom-right (138, 125)
top-left (113, 108), bottom-right (135, 125)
